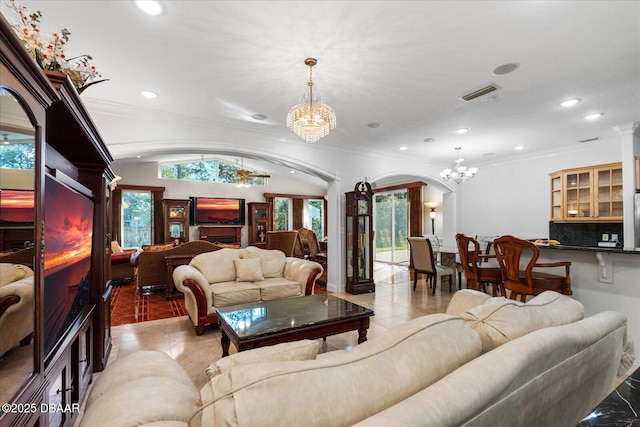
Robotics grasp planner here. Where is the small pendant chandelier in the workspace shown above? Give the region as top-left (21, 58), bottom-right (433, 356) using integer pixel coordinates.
top-left (287, 58), bottom-right (336, 143)
top-left (440, 147), bottom-right (478, 183)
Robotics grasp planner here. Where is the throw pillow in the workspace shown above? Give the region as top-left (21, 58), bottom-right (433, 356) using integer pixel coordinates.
top-left (241, 246), bottom-right (286, 278)
top-left (111, 240), bottom-right (124, 254)
top-left (459, 291), bottom-right (585, 353)
top-left (206, 340), bottom-right (321, 378)
top-left (142, 243), bottom-right (175, 252)
top-left (234, 258), bottom-right (264, 282)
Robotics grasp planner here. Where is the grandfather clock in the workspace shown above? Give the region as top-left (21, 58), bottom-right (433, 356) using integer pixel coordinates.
top-left (345, 181), bottom-right (375, 294)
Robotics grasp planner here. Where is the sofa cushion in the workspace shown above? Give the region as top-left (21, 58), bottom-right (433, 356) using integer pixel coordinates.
top-left (199, 314), bottom-right (482, 427)
top-left (191, 248), bottom-right (241, 284)
top-left (210, 281), bottom-right (260, 307)
top-left (241, 246), bottom-right (286, 278)
top-left (0, 263), bottom-right (34, 287)
top-left (206, 340), bottom-right (321, 378)
top-left (459, 290), bottom-right (585, 353)
top-left (257, 278), bottom-right (302, 301)
top-left (234, 258), bottom-right (264, 282)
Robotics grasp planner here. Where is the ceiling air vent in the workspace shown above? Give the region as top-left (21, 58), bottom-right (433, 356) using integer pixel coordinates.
top-left (578, 137), bottom-right (601, 143)
top-left (458, 84), bottom-right (500, 102)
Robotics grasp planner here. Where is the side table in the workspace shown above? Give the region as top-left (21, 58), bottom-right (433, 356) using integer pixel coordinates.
top-left (164, 254), bottom-right (196, 300)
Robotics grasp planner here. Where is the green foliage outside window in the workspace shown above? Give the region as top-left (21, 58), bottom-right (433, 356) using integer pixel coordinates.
top-left (273, 198), bottom-right (290, 231)
top-left (122, 190), bottom-right (152, 248)
top-left (159, 159), bottom-right (264, 185)
top-left (0, 143), bottom-right (35, 170)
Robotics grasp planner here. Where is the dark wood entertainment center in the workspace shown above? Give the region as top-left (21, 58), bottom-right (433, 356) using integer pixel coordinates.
top-left (1, 15), bottom-right (113, 427)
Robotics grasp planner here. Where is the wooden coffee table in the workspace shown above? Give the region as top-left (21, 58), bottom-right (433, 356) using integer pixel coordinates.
top-left (216, 294), bottom-right (374, 357)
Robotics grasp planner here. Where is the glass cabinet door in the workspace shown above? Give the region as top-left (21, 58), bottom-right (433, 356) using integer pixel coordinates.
top-left (565, 171), bottom-right (592, 219)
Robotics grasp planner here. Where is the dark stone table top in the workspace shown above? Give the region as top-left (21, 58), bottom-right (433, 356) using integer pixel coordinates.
top-left (578, 367), bottom-right (640, 426)
top-left (538, 244), bottom-right (640, 255)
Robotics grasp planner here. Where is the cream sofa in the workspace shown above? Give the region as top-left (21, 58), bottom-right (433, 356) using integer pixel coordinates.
top-left (0, 263), bottom-right (34, 356)
top-left (79, 290), bottom-right (634, 427)
top-left (173, 246), bottom-right (323, 335)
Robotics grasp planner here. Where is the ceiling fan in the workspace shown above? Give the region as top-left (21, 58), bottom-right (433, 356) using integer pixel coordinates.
top-left (235, 158), bottom-right (270, 186)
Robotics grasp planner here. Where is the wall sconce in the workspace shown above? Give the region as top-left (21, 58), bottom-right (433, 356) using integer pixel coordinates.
top-left (429, 208), bottom-right (437, 234)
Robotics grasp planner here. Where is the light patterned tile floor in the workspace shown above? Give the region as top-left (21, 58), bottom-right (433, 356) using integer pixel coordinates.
top-left (108, 263), bottom-right (457, 390)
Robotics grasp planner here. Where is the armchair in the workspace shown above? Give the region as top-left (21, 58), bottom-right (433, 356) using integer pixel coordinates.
top-left (266, 231), bottom-right (305, 258)
top-left (296, 227), bottom-right (327, 267)
top-left (0, 263), bottom-right (34, 356)
top-left (110, 241), bottom-right (138, 285)
top-left (494, 235), bottom-right (572, 302)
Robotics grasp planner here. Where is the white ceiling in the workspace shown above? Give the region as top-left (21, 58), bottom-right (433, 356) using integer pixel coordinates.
top-left (6, 1), bottom-right (639, 180)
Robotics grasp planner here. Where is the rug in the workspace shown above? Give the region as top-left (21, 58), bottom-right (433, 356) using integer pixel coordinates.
top-left (111, 283), bottom-right (188, 326)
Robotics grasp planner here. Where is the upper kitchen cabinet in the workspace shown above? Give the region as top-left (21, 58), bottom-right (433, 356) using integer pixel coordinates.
top-left (549, 162), bottom-right (623, 223)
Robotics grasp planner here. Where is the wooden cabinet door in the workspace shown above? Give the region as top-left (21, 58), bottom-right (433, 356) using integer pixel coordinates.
top-left (594, 165), bottom-right (623, 220)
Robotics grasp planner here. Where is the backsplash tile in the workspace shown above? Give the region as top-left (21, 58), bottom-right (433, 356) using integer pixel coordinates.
top-left (549, 222), bottom-right (624, 247)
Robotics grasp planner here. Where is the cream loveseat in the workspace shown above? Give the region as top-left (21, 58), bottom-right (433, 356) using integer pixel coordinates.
top-left (79, 290), bottom-right (635, 427)
top-left (0, 263), bottom-right (34, 356)
top-left (173, 246), bottom-right (323, 335)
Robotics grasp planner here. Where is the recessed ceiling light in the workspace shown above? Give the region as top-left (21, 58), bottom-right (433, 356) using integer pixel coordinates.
top-left (367, 122), bottom-right (382, 128)
top-left (559, 98), bottom-right (581, 107)
top-left (141, 90), bottom-right (158, 99)
top-left (492, 63), bottom-right (519, 76)
top-left (455, 128), bottom-right (469, 134)
top-left (251, 114), bottom-right (267, 120)
top-left (290, 170), bottom-right (295, 174)
top-left (583, 113), bottom-right (603, 120)
top-left (399, 146), bottom-right (408, 151)
top-left (135, 0), bottom-right (163, 15)
top-left (514, 145), bottom-right (525, 150)
top-left (423, 137), bottom-right (436, 143)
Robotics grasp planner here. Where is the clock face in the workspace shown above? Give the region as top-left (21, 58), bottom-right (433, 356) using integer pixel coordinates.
top-left (358, 199), bottom-right (368, 215)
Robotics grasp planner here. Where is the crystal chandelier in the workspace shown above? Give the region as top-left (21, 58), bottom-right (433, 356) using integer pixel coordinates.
top-left (440, 147), bottom-right (478, 183)
top-left (287, 58), bottom-right (336, 143)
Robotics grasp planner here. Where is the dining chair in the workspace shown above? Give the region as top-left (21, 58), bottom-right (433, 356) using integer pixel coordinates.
top-left (456, 233), bottom-right (503, 296)
top-left (493, 235), bottom-right (572, 302)
top-left (408, 237), bottom-right (454, 294)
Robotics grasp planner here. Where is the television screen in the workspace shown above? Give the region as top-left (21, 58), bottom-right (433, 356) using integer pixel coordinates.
top-left (0, 189), bottom-right (35, 224)
top-left (43, 174), bottom-right (93, 357)
top-left (195, 197), bottom-right (245, 225)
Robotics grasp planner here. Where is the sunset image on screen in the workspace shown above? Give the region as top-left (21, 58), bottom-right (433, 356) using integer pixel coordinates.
top-left (43, 178), bottom-right (93, 277)
top-left (196, 198), bottom-right (241, 224)
top-left (0, 189), bottom-right (34, 223)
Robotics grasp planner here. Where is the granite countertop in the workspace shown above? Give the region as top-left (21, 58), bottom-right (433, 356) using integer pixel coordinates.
top-left (537, 244), bottom-right (640, 255)
top-left (578, 367), bottom-right (640, 426)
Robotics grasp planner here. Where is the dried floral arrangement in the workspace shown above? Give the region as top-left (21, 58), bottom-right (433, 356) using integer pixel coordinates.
top-left (3, 0), bottom-right (108, 94)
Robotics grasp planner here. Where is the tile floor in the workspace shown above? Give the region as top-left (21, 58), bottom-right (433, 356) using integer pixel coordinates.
top-left (108, 263), bottom-right (457, 390)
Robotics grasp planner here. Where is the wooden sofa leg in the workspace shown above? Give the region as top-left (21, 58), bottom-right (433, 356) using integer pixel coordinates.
top-left (195, 325), bottom-right (205, 336)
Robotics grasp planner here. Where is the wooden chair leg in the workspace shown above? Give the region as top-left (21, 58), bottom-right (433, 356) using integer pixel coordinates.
top-left (413, 275), bottom-right (418, 291)
top-left (431, 275), bottom-right (436, 295)
top-left (449, 274), bottom-right (453, 293)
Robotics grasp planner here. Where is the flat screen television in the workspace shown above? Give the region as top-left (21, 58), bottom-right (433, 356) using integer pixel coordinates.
top-left (43, 174), bottom-right (93, 357)
top-left (190, 197), bottom-right (245, 225)
top-left (0, 189), bottom-right (35, 224)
